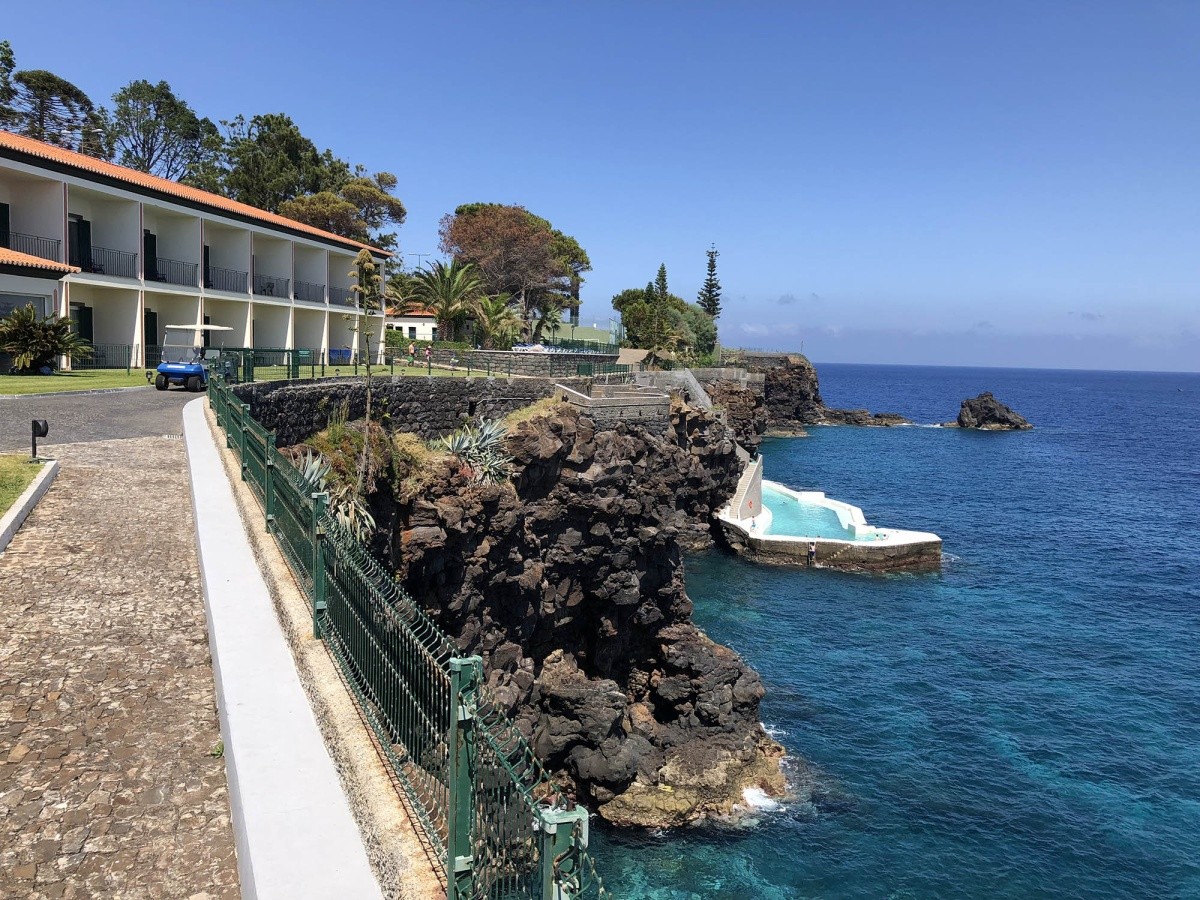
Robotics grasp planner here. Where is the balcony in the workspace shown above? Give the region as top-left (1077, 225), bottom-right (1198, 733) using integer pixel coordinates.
top-left (253, 273), bottom-right (290, 298)
top-left (150, 256), bottom-right (199, 287)
top-left (206, 265), bottom-right (248, 293)
top-left (71, 246), bottom-right (139, 279)
top-left (329, 286), bottom-right (357, 308)
top-left (4, 231), bottom-right (61, 262)
top-left (295, 280), bottom-right (326, 303)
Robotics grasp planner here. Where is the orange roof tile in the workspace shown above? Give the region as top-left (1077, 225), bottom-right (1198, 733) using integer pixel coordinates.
top-left (0, 130), bottom-right (390, 257)
top-left (387, 306), bottom-right (438, 318)
top-left (0, 246), bottom-right (79, 275)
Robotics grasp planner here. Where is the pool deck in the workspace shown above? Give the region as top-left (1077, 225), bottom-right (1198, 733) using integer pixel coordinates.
top-left (717, 480), bottom-right (942, 572)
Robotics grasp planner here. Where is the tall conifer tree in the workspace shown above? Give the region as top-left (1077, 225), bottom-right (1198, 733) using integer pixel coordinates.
top-left (697, 244), bottom-right (722, 319)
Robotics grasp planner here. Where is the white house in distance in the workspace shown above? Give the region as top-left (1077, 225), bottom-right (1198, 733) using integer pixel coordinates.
top-left (0, 129), bottom-right (389, 368)
top-left (385, 305), bottom-right (439, 342)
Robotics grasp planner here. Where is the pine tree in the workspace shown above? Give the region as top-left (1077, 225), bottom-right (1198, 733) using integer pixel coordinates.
top-left (697, 244), bottom-right (722, 319)
top-left (655, 263), bottom-right (669, 302)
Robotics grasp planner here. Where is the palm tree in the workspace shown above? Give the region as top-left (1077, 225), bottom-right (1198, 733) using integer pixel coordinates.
top-left (473, 294), bottom-right (520, 349)
top-left (0, 304), bottom-right (92, 373)
top-left (531, 304), bottom-right (563, 343)
top-left (411, 260), bottom-right (482, 342)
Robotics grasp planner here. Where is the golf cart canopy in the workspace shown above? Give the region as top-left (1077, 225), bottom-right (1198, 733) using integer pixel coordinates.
top-left (161, 324), bottom-right (234, 364)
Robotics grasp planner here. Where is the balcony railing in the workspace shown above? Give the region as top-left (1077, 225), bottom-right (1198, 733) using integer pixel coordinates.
top-left (4, 231), bottom-right (61, 262)
top-left (71, 246), bottom-right (139, 279)
top-left (253, 273), bottom-right (290, 298)
top-left (329, 286), bottom-right (357, 307)
top-left (151, 256), bottom-right (199, 287)
top-left (206, 265), bottom-right (249, 293)
top-left (294, 280), bottom-right (326, 303)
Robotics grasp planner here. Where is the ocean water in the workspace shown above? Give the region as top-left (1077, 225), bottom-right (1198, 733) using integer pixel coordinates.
top-left (594, 364), bottom-right (1200, 899)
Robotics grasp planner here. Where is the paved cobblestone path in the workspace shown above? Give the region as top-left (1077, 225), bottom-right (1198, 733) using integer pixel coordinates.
top-left (0, 427), bottom-right (238, 898)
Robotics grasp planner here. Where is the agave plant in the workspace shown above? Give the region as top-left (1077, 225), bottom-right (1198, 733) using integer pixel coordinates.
top-left (295, 449), bottom-right (376, 543)
top-left (438, 418), bottom-right (512, 484)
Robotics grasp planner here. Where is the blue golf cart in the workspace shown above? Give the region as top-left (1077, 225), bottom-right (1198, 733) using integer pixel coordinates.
top-left (154, 324), bottom-right (234, 391)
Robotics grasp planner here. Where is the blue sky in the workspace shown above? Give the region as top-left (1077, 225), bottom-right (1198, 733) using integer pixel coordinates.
top-left (6, 1), bottom-right (1199, 370)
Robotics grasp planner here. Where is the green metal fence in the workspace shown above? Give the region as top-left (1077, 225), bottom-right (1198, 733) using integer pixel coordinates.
top-left (207, 375), bottom-right (610, 900)
top-left (71, 342), bottom-right (133, 373)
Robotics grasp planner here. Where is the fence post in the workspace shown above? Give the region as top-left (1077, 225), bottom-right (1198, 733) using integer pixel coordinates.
top-left (311, 492), bottom-right (329, 638)
top-left (290, 350), bottom-right (299, 380)
top-left (446, 657), bottom-right (481, 900)
top-left (242, 350), bottom-right (253, 384)
top-left (539, 806), bottom-right (589, 900)
top-left (239, 404), bottom-right (250, 479)
top-left (264, 433), bottom-right (277, 533)
top-left (225, 388), bottom-right (236, 449)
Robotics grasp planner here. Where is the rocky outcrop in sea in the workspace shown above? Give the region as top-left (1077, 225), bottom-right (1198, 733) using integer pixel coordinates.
top-left (952, 392), bottom-right (1033, 430)
top-left (389, 401), bottom-right (786, 827)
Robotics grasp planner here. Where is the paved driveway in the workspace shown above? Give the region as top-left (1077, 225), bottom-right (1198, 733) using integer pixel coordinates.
top-left (0, 387), bottom-right (196, 452)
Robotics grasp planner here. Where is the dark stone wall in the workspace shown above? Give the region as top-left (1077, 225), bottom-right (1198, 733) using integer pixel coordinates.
top-left (417, 348), bottom-right (619, 378)
top-left (231, 376), bottom-right (588, 446)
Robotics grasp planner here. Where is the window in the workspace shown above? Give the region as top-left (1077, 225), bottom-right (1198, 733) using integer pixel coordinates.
top-left (408, 326), bottom-right (416, 339)
top-left (0, 294), bottom-right (49, 318)
top-left (432, 326), bottom-right (439, 341)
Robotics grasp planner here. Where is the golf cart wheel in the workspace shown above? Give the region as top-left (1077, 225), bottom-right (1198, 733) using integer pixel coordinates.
top-left (155, 374), bottom-right (169, 391)
top-left (187, 375), bottom-right (201, 392)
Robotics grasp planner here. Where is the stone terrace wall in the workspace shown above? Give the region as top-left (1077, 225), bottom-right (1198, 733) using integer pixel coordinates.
top-left (232, 376), bottom-right (588, 446)
top-left (691, 367), bottom-right (766, 394)
top-left (412, 349), bottom-right (619, 378)
top-left (555, 384), bottom-right (672, 433)
top-left (719, 350), bottom-right (806, 371)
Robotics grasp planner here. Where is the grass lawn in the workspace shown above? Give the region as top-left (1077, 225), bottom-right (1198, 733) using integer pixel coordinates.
top-left (0, 369), bottom-right (149, 395)
top-left (0, 455), bottom-right (42, 518)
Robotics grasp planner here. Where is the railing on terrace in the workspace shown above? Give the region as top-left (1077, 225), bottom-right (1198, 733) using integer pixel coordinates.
top-left (71, 246), bottom-right (138, 279)
top-left (542, 337), bottom-right (618, 353)
top-left (70, 342), bottom-right (133, 373)
top-left (152, 256), bottom-right (199, 287)
top-left (206, 265), bottom-right (249, 293)
top-left (295, 280), bottom-right (326, 303)
top-left (5, 231), bottom-right (61, 261)
top-left (206, 374), bottom-right (609, 900)
top-left (253, 273), bottom-right (290, 298)
top-left (329, 286), bottom-right (356, 307)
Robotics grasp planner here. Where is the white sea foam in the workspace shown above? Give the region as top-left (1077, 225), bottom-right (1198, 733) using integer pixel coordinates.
top-left (741, 787), bottom-right (783, 812)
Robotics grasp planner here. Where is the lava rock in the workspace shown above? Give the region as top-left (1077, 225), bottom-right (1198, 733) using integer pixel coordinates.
top-left (388, 401), bottom-right (785, 825)
top-left (955, 392), bottom-right (1032, 430)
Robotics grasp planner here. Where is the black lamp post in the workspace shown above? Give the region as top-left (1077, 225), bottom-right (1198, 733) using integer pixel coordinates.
top-left (31, 419), bottom-right (48, 459)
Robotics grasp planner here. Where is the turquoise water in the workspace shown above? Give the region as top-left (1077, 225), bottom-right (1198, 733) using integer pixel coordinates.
top-left (760, 483), bottom-right (857, 541)
top-left (594, 365), bottom-right (1200, 899)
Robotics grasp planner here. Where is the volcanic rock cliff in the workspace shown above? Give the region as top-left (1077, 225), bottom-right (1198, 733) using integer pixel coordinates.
top-left (390, 401), bottom-right (785, 826)
top-left (717, 353), bottom-right (910, 432)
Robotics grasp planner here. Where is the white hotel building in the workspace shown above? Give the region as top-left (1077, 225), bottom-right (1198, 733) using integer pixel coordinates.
top-left (0, 130), bottom-right (388, 368)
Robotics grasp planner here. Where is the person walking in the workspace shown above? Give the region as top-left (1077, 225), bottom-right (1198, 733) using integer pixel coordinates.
top-left (807, 541), bottom-right (817, 567)
top-left (424, 345), bottom-right (432, 367)
top-left (407, 341), bottom-right (416, 365)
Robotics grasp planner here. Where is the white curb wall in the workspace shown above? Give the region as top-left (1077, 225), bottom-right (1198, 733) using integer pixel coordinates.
top-left (183, 398), bottom-right (382, 900)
